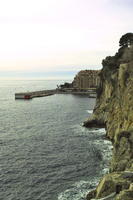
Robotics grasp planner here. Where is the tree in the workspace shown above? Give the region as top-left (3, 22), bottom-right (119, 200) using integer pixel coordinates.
top-left (119, 33), bottom-right (133, 47)
top-left (59, 82), bottom-right (72, 89)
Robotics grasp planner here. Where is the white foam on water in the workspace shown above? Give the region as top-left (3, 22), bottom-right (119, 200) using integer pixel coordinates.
top-left (93, 138), bottom-right (112, 159)
top-left (58, 128), bottom-right (113, 200)
top-left (89, 128), bottom-right (106, 134)
top-left (58, 179), bottom-right (99, 200)
top-left (92, 129), bottom-right (113, 176)
top-left (86, 110), bottom-right (93, 114)
top-left (102, 167), bottom-right (110, 175)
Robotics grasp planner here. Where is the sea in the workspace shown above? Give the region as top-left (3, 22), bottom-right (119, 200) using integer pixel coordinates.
top-left (0, 80), bottom-right (112, 200)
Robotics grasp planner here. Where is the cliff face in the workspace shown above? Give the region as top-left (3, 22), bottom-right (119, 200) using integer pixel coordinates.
top-left (84, 45), bottom-right (133, 200)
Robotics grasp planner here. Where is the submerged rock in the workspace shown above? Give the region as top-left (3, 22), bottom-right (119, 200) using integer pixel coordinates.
top-left (83, 117), bottom-right (105, 128)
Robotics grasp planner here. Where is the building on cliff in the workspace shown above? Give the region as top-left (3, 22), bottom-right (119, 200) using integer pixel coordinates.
top-left (72, 70), bottom-right (100, 89)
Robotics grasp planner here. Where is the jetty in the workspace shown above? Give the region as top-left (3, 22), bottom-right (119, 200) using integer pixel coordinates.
top-left (15, 88), bottom-right (97, 99)
top-left (15, 90), bottom-right (56, 99)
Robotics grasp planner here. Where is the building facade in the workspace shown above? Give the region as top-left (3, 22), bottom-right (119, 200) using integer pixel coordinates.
top-left (72, 70), bottom-right (100, 89)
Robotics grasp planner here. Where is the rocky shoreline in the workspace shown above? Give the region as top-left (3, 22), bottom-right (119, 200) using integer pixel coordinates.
top-left (84, 34), bottom-right (133, 200)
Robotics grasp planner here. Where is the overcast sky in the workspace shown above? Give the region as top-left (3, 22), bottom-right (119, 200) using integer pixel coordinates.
top-left (0, 0), bottom-right (132, 79)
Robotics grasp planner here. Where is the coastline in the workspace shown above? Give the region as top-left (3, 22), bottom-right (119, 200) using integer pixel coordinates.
top-left (84, 44), bottom-right (133, 199)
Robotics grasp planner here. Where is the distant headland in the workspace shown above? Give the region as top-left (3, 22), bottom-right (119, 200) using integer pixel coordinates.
top-left (58, 69), bottom-right (100, 91)
top-left (15, 70), bottom-right (100, 99)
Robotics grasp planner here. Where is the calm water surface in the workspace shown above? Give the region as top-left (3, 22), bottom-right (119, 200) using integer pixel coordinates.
top-left (0, 80), bottom-right (112, 200)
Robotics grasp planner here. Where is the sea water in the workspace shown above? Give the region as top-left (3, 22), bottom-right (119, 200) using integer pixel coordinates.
top-left (0, 80), bottom-right (112, 200)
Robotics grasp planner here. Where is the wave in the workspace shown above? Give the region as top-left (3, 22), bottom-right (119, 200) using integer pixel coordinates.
top-left (86, 110), bottom-right (93, 114)
top-left (89, 128), bottom-right (106, 134)
top-left (58, 179), bottom-right (99, 200)
top-left (58, 128), bottom-right (113, 200)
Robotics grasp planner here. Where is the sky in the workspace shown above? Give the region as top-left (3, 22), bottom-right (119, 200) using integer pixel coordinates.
top-left (0, 0), bottom-right (133, 79)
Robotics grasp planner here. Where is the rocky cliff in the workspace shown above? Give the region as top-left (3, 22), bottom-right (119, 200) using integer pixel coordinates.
top-left (84, 39), bottom-right (133, 199)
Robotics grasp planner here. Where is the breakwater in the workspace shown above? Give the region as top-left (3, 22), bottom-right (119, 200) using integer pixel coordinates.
top-left (15, 89), bottom-right (97, 99)
top-left (15, 90), bottom-right (56, 99)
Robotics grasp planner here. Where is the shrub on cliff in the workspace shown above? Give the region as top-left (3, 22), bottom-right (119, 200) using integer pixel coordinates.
top-left (102, 56), bottom-right (118, 69)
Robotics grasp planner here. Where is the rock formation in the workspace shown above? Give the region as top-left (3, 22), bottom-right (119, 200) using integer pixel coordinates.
top-left (84, 35), bottom-right (133, 200)
top-left (72, 70), bottom-right (100, 89)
